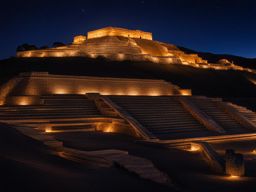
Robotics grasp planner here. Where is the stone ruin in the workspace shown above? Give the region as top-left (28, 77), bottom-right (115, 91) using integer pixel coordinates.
top-left (225, 149), bottom-right (245, 177)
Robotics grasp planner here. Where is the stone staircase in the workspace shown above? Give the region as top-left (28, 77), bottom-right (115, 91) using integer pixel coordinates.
top-left (109, 96), bottom-right (215, 140)
top-left (62, 147), bottom-right (172, 186)
top-left (227, 102), bottom-right (256, 125)
top-left (0, 95), bottom-right (101, 119)
top-left (10, 122), bottom-right (173, 186)
top-left (190, 97), bottom-right (249, 134)
top-left (0, 95), bottom-right (110, 133)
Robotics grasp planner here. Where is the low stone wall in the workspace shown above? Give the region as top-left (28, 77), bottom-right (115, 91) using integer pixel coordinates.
top-left (1, 72), bottom-right (185, 98)
top-left (4, 96), bottom-right (41, 106)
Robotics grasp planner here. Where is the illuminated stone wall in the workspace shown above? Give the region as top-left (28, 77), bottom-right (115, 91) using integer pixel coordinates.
top-left (73, 35), bottom-right (86, 44)
top-left (1, 72), bottom-right (188, 98)
top-left (16, 47), bottom-right (80, 57)
top-left (87, 27), bottom-right (153, 40)
top-left (16, 27), bottom-right (214, 68)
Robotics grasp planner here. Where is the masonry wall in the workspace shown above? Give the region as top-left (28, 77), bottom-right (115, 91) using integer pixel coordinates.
top-left (87, 27), bottom-right (152, 40)
top-left (3, 72), bottom-right (187, 97)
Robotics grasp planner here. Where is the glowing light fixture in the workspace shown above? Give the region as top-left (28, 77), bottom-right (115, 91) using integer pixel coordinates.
top-left (180, 89), bottom-right (192, 96)
top-left (54, 88), bottom-right (69, 94)
top-left (188, 144), bottom-right (201, 152)
top-left (104, 128), bottom-right (114, 133)
top-left (45, 127), bottom-right (52, 133)
top-left (18, 99), bottom-right (29, 106)
top-left (228, 175), bottom-right (240, 180)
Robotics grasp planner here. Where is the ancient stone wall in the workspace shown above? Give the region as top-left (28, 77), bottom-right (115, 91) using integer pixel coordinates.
top-left (15, 27), bottom-right (209, 66)
top-left (73, 35), bottom-right (86, 44)
top-left (2, 72), bottom-right (187, 97)
top-left (87, 27), bottom-right (152, 40)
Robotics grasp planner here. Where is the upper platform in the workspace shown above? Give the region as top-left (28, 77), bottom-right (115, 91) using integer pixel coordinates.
top-left (0, 72), bottom-right (191, 106)
top-left (87, 27), bottom-right (153, 40)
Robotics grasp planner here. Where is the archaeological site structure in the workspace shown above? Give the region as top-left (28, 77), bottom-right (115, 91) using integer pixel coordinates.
top-left (2, 27), bottom-right (256, 191)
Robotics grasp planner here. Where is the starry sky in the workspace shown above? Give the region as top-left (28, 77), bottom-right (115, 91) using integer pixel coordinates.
top-left (1, 0), bottom-right (256, 59)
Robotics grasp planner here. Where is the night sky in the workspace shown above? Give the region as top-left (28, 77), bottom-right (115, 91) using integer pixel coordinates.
top-left (1, 0), bottom-right (256, 59)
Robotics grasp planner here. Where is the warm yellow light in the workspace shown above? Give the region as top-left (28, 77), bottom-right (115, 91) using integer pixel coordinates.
top-left (228, 175), bottom-right (240, 180)
top-left (127, 88), bottom-right (139, 96)
top-left (150, 57), bottom-right (159, 63)
top-left (148, 91), bottom-right (160, 96)
top-left (100, 89), bottom-right (112, 95)
top-left (77, 89), bottom-right (87, 94)
top-left (180, 89), bottom-right (192, 96)
top-left (115, 90), bottom-right (125, 95)
top-left (89, 53), bottom-right (96, 58)
top-left (188, 144), bottom-right (201, 152)
top-left (54, 52), bottom-right (65, 57)
top-left (202, 65), bottom-right (207, 68)
top-left (104, 126), bottom-right (114, 133)
top-left (45, 127), bottom-right (52, 133)
top-left (73, 35), bottom-right (86, 44)
top-left (97, 123), bottom-right (116, 133)
top-left (18, 100), bottom-right (29, 106)
top-left (23, 51), bottom-right (32, 57)
top-left (117, 53), bottom-right (125, 61)
top-left (87, 27), bottom-right (152, 40)
top-left (40, 52), bottom-right (46, 57)
top-left (54, 88), bottom-right (69, 94)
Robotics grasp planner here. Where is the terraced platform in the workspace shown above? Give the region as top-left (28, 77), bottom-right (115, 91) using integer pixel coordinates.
top-left (0, 94), bottom-right (256, 142)
top-left (0, 95), bottom-right (128, 133)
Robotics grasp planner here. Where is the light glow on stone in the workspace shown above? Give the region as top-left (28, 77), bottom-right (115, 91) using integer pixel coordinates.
top-left (45, 127), bottom-right (52, 133)
top-left (228, 175), bottom-right (240, 180)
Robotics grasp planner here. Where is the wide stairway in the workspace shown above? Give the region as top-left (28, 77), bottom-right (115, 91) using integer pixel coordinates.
top-left (109, 96), bottom-right (216, 140)
top-left (227, 102), bottom-right (256, 125)
top-left (0, 95), bottom-right (106, 132)
top-left (190, 97), bottom-right (249, 134)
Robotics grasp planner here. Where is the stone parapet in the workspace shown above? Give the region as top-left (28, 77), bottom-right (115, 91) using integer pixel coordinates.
top-left (0, 72), bottom-right (184, 99)
top-left (87, 27), bottom-right (152, 40)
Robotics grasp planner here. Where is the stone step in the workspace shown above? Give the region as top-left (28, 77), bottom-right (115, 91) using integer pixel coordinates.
top-left (142, 120), bottom-right (202, 125)
top-left (149, 124), bottom-right (203, 129)
top-left (0, 115), bottom-right (102, 120)
top-left (190, 98), bottom-right (246, 133)
top-left (151, 129), bottom-right (204, 134)
top-left (0, 109), bottom-right (99, 114)
top-left (110, 154), bottom-right (171, 185)
top-left (125, 111), bottom-right (191, 115)
top-left (142, 123), bottom-right (203, 129)
top-left (110, 96), bottom-right (211, 139)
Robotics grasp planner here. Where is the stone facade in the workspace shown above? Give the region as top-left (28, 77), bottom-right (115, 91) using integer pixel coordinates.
top-left (16, 27), bottom-right (209, 66)
top-left (73, 35), bottom-right (86, 44)
top-left (87, 27), bottom-right (152, 40)
top-left (0, 72), bottom-right (190, 99)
